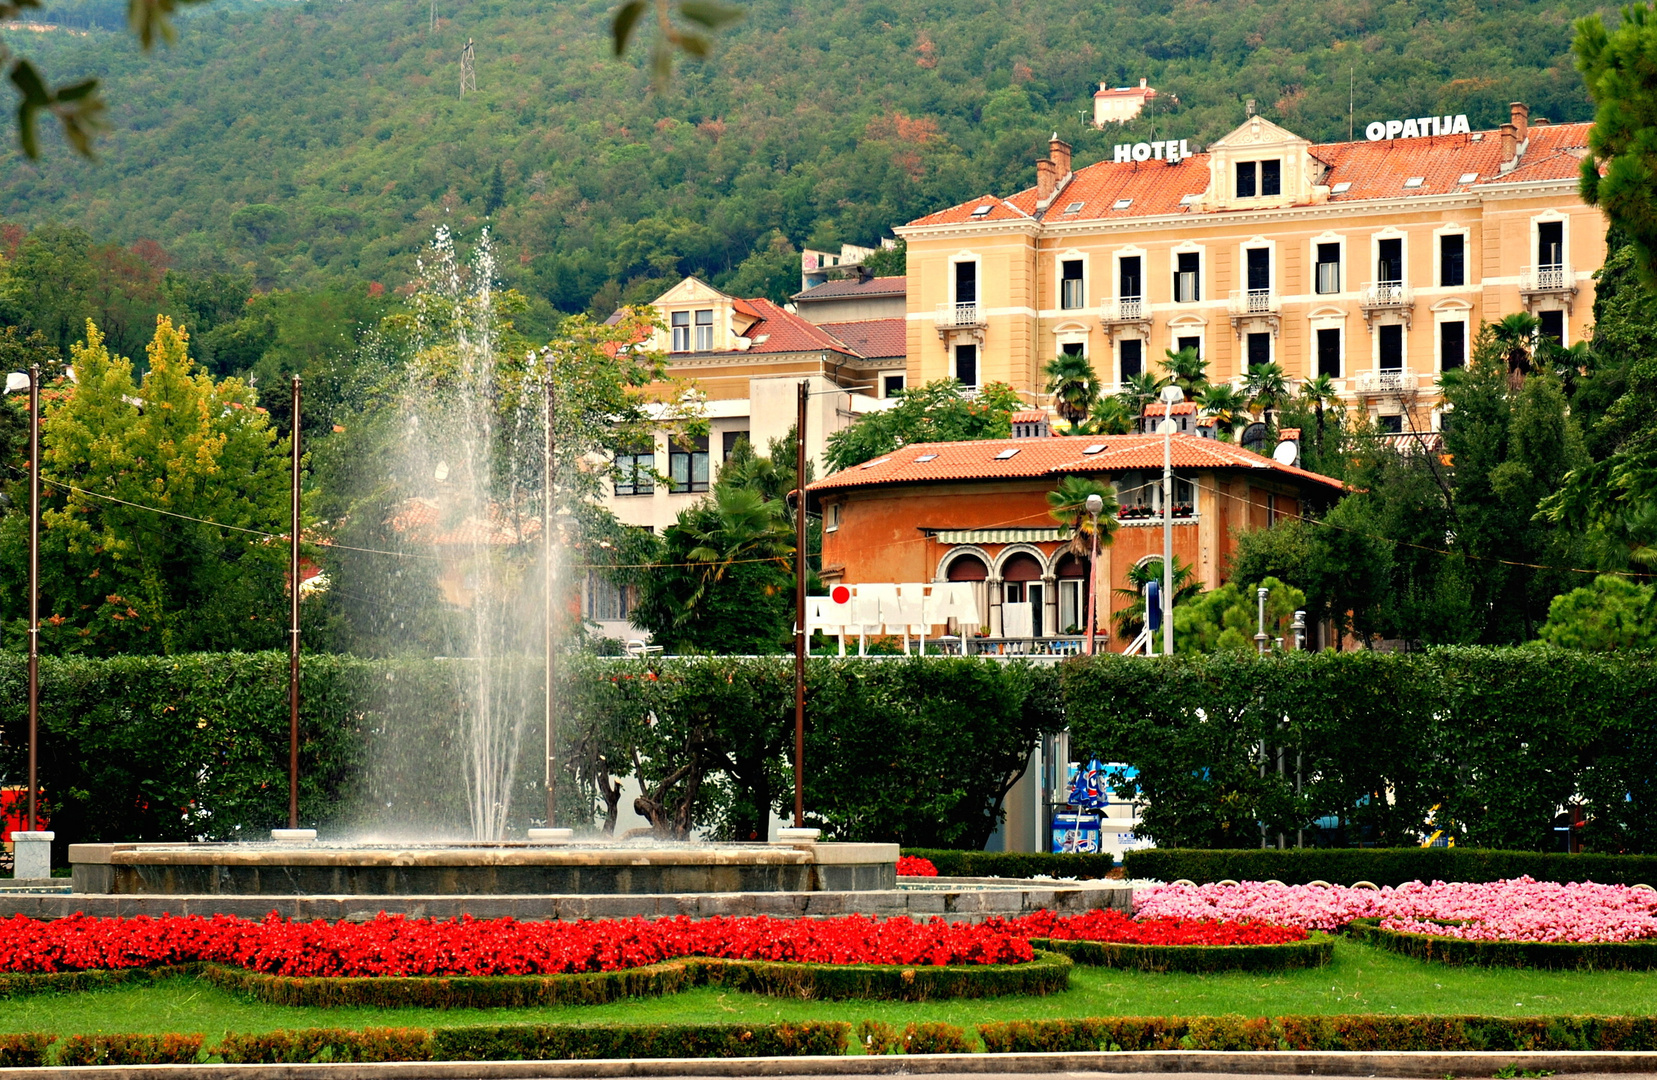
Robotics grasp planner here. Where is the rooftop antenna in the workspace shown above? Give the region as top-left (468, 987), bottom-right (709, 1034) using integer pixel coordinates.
top-left (460, 38), bottom-right (477, 96)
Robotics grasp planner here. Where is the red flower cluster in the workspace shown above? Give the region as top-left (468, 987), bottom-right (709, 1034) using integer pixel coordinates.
top-left (896, 855), bottom-right (938, 877)
top-left (0, 912), bottom-right (1032, 978)
top-left (998, 908), bottom-right (1307, 946)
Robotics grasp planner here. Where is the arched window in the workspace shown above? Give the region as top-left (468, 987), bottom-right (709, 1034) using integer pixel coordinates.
top-left (943, 552), bottom-right (988, 634)
top-left (946, 554), bottom-right (988, 581)
top-left (1001, 553), bottom-right (1045, 637)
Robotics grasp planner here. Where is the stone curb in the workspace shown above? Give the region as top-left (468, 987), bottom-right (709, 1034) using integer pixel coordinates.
top-left (4, 1050), bottom-right (1656, 1080)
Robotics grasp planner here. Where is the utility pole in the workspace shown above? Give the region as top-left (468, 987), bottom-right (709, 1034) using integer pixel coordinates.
top-left (26, 365), bottom-right (40, 834)
top-left (793, 381), bottom-right (808, 829)
top-left (288, 377), bottom-right (302, 831)
top-left (544, 358), bottom-right (557, 828)
top-left (459, 38), bottom-right (476, 97)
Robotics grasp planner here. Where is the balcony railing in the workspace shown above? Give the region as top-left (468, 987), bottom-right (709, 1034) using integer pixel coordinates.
top-left (1520, 262), bottom-right (1575, 294)
top-left (1227, 288), bottom-right (1279, 316)
top-left (1100, 295), bottom-right (1148, 323)
top-left (1360, 280), bottom-right (1414, 309)
top-left (935, 302), bottom-right (986, 330)
top-left (1354, 369), bottom-right (1420, 396)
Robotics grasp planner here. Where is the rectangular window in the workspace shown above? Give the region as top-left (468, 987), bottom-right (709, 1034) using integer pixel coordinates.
top-left (1317, 328), bottom-right (1341, 379)
top-left (1246, 247), bottom-right (1270, 293)
top-left (883, 373), bottom-right (905, 398)
top-left (1538, 221), bottom-right (1564, 267)
top-left (721, 430), bottom-right (748, 460)
top-left (1538, 309), bottom-right (1565, 344)
top-left (1246, 332), bottom-right (1271, 370)
top-left (1379, 324), bottom-right (1404, 370)
top-left (954, 260), bottom-right (978, 305)
top-left (1120, 339), bottom-right (1143, 381)
top-left (1177, 335), bottom-right (1201, 357)
top-left (1260, 159), bottom-right (1282, 197)
top-left (587, 573), bottom-right (631, 621)
top-left (1174, 252), bottom-right (1200, 302)
top-left (670, 311), bottom-right (691, 352)
top-left (669, 436), bottom-right (709, 493)
top-left (1378, 414), bottom-right (1403, 434)
top-left (1315, 242), bottom-right (1341, 294)
top-left (613, 452), bottom-right (655, 496)
top-left (1060, 259), bottom-right (1084, 309)
top-left (1441, 234), bottom-right (1465, 287)
top-left (1377, 238), bottom-right (1403, 284)
top-left (1119, 255), bottom-right (1142, 299)
top-left (1441, 321), bottom-right (1466, 370)
top-left (1057, 580), bottom-right (1084, 636)
top-left (954, 343), bottom-right (978, 388)
top-left (1061, 341), bottom-right (1084, 358)
top-left (1236, 160), bottom-right (1257, 198)
top-left (694, 308), bottom-right (714, 351)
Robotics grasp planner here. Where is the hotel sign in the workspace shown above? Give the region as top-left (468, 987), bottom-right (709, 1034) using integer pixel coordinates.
top-left (1112, 138), bottom-right (1193, 164)
top-left (1365, 114), bottom-right (1471, 141)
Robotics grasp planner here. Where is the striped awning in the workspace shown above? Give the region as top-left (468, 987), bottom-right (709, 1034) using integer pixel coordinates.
top-left (931, 528), bottom-right (1064, 545)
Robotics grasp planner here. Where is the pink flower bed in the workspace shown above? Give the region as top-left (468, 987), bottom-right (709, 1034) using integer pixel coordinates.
top-left (1134, 877), bottom-right (1657, 944)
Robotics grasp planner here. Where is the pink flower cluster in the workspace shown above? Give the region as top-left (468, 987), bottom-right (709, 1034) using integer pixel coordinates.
top-left (1135, 877), bottom-right (1657, 943)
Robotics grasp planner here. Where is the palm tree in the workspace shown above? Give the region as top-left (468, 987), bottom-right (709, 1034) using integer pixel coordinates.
top-left (1085, 396), bottom-right (1135, 435)
top-left (1198, 383), bottom-right (1246, 438)
top-left (1544, 338), bottom-right (1593, 398)
top-left (682, 486), bottom-right (795, 611)
top-left (1491, 311), bottom-right (1541, 383)
top-left (1111, 556), bottom-right (1201, 642)
top-left (1046, 475), bottom-right (1119, 557)
top-left (1116, 370), bottom-right (1164, 418)
top-left (1299, 372), bottom-right (1338, 459)
top-left (1159, 347), bottom-right (1209, 398)
top-left (1244, 361), bottom-right (1289, 421)
top-left (1044, 352), bottom-right (1099, 429)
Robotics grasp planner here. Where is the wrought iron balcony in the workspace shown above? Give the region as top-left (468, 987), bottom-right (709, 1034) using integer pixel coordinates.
top-left (934, 302), bottom-right (986, 330)
top-left (1520, 262), bottom-right (1575, 295)
top-left (1101, 295), bottom-right (1146, 322)
top-left (1227, 288), bottom-right (1278, 316)
top-left (1354, 368), bottom-right (1420, 396)
top-left (1360, 281), bottom-right (1414, 309)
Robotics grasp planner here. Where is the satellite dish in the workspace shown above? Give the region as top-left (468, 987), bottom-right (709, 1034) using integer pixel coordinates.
top-left (1272, 441), bottom-right (1299, 466)
top-left (1240, 422), bottom-right (1269, 454)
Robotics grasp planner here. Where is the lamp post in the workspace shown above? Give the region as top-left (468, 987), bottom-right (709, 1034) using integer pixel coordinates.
top-left (1291, 610), bottom-right (1306, 652)
top-left (27, 365), bottom-right (40, 834)
top-left (1156, 384), bottom-right (1184, 657)
top-left (1254, 585), bottom-right (1270, 655)
top-left (793, 380), bottom-right (808, 829)
top-left (288, 377), bottom-right (301, 831)
top-left (544, 355), bottom-right (557, 829)
top-left (1084, 493), bottom-right (1103, 655)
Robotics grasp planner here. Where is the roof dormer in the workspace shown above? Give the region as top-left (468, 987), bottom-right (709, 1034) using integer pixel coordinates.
top-left (1198, 116), bottom-right (1322, 212)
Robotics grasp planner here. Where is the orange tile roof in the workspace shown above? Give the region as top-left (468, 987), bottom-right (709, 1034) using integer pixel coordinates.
top-left (1144, 402), bottom-right (1199, 416)
top-left (818, 318), bottom-right (906, 360)
top-left (810, 433), bottom-right (1346, 494)
top-left (1011, 409), bottom-right (1049, 423)
top-left (905, 122), bottom-right (1592, 228)
top-left (738, 297), bottom-right (859, 355)
top-left (794, 276), bottom-right (906, 301)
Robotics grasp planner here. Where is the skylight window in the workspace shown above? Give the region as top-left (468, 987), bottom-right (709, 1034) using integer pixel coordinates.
top-left (971, 204), bottom-right (993, 217)
top-left (1112, 198), bottom-right (1133, 210)
top-left (1403, 176), bottom-right (1424, 188)
top-left (860, 456), bottom-right (891, 470)
top-left (1063, 201), bottom-right (1084, 214)
top-left (1083, 443), bottom-right (1106, 454)
top-left (1470, 132), bottom-right (1484, 142)
top-left (994, 447), bottom-right (1021, 460)
top-left (1458, 171), bottom-right (1479, 184)
top-left (915, 454), bottom-right (938, 462)
top-left (1330, 181), bottom-right (1352, 194)
top-left (1179, 192), bottom-right (1202, 204)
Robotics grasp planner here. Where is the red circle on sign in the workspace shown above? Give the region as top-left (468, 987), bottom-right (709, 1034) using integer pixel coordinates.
top-left (831, 585), bottom-right (851, 604)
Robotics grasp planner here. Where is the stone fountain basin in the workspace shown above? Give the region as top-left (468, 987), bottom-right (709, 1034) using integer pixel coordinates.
top-left (67, 840), bottom-right (897, 896)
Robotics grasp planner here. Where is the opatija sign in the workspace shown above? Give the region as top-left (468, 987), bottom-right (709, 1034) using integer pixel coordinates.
top-left (1365, 115), bottom-right (1471, 141)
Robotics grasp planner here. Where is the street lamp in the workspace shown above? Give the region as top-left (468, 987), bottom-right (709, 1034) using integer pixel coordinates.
top-left (1156, 384), bottom-right (1184, 657)
top-left (1254, 585), bottom-right (1270, 655)
top-left (1291, 610), bottom-right (1306, 652)
top-left (1084, 492), bottom-right (1103, 656)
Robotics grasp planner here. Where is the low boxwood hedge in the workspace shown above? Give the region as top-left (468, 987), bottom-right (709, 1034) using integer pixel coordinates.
top-left (0, 966), bottom-right (191, 998)
top-left (1124, 848), bottom-right (1657, 887)
top-left (901, 849), bottom-right (1119, 880)
top-left (978, 1014), bottom-right (1657, 1052)
top-left (218, 1027), bottom-right (431, 1063)
top-left (0, 1034), bottom-right (56, 1068)
top-left (1027, 934), bottom-right (1332, 973)
top-left (57, 1033), bottom-right (203, 1066)
top-left (430, 1021), bottom-right (848, 1061)
top-left (1350, 919), bottom-right (1657, 971)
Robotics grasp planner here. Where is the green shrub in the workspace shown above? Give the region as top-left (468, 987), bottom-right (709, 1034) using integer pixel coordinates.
top-left (1351, 920), bottom-right (1657, 970)
top-left (57, 1033), bottom-right (203, 1066)
top-left (900, 849), bottom-right (1120, 879)
top-left (978, 1017), bottom-right (1187, 1053)
top-left (1125, 848), bottom-right (1657, 887)
top-left (687, 952), bottom-right (1071, 1001)
top-left (0, 1034), bottom-right (56, 1067)
top-left (1029, 934), bottom-right (1332, 973)
top-left (0, 966), bottom-right (194, 999)
top-left (902, 1022), bottom-right (972, 1054)
top-left (204, 961), bottom-right (692, 1009)
top-left (856, 1020), bottom-right (901, 1055)
top-left (217, 1028), bottom-right (432, 1063)
top-left (430, 1021), bottom-right (849, 1061)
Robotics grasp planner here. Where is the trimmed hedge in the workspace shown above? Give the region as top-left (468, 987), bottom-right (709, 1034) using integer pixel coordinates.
top-left (430, 1021), bottom-right (849, 1060)
top-left (978, 1014), bottom-right (1657, 1052)
top-left (0, 965), bottom-right (193, 999)
top-left (1351, 920), bottom-right (1657, 971)
top-left (218, 1028), bottom-right (434, 1064)
top-left (1124, 848), bottom-right (1657, 887)
top-left (901, 849), bottom-right (1121, 879)
top-left (203, 953), bottom-right (1070, 1007)
top-left (901, 1022), bottom-right (973, 1054)
top-left (57, 1033), bottom-right (203, 1066)
top-left (1028, 934), bottom-right (1333, 974)
top-left (0, 1034), bottom-right (55, 1068)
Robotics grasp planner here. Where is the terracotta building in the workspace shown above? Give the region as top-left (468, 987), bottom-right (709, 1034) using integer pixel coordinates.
top-left (809, 424), bottom-right (1344, 650)
top-left (896, 104), bottom-right (1598, 433)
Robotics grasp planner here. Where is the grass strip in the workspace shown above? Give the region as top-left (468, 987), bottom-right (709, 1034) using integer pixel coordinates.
top-left (1351, 919), bottom-right (1657, 970)
top-left (1029, 934), bottom-right (1332, 973)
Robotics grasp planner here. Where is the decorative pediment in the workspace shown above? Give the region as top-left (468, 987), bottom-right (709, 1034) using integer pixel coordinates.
top-left (652, 276), bottom-right (731, 306)
top-left (1208, 116), bottom-right (1309, 150)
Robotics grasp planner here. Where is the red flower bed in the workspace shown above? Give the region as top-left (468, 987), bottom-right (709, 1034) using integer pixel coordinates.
top-left (0, 913), bottom-right (1032, 978)
top-left (1000, 908), bottom-right (1308, 946)
top-left (897, 855), bottom-right (938, 877)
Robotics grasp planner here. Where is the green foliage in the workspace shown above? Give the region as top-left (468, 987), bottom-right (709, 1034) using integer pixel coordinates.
top-left (0, 1033), bottom-right (54, 1068)
top-left (1046, 475), bottom-right (1117, 560)
top-left (1173, 576), bottom-right (1305, 655)
top-left (204, 961), bottom-right (694, 1011)
top-left (1577, 5), bottom-right (1657, 287)
top-left (717, 230), bottom-right (800, 303)
top-left (861, 239), bottom-right (905, 277)
top-left (1111, 556), bottom-right (1198, 644)
top-left (431, 1020), bottom-right (847, 1061)
top-left (901, 1021), bottom-right (973, 1053)
top-left (1122, 848), bottom-right (1657, 888)
top-left (898, 848), bottom-right (1118, 879)
top-left (1043, 351), bottom-right (1098, 427)
top-left (217, 1027), bottom-right (431, 1064)
top-left (56, 1032), bottom-right (202, 1066)
top-left (823, 379), bottom-right (1021, 472)
top-left (1030, 935), bottom-right (1333, 974)
top-left (1062, 648), bottom-right (1657, 852)
top-left (1353, 920), bottom-right (1657, 970)
top-left (1540, 574), bottom-right (1657, 650)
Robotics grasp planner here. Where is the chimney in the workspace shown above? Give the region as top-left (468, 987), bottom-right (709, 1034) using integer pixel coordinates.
top-left (1509, 101), bottom-right (1529, 145)
top-left (1499, 122), bottom-right (1517, 167)
top-left (1139, 77), bottom-right (1147, 89)
top-left (1036, 158), bottom-right (1056, 200)
top-left (1049, 134), bottom-right (1072, 178)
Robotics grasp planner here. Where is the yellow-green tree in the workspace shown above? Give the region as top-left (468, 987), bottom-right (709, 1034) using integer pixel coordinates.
top-left (1, 317), bottom-right (291, 654)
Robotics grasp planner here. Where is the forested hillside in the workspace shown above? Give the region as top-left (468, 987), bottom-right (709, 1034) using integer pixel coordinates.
top-left (3, 0), bottom-right (1599, 314)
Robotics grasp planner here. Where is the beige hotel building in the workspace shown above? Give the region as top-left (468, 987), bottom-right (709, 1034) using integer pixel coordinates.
top-left (895, 104), bottom-right (1599, 433)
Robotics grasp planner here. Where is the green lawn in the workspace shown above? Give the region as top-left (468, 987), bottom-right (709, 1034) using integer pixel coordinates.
top-left (3, 940), bottom-right (1656, 1042)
